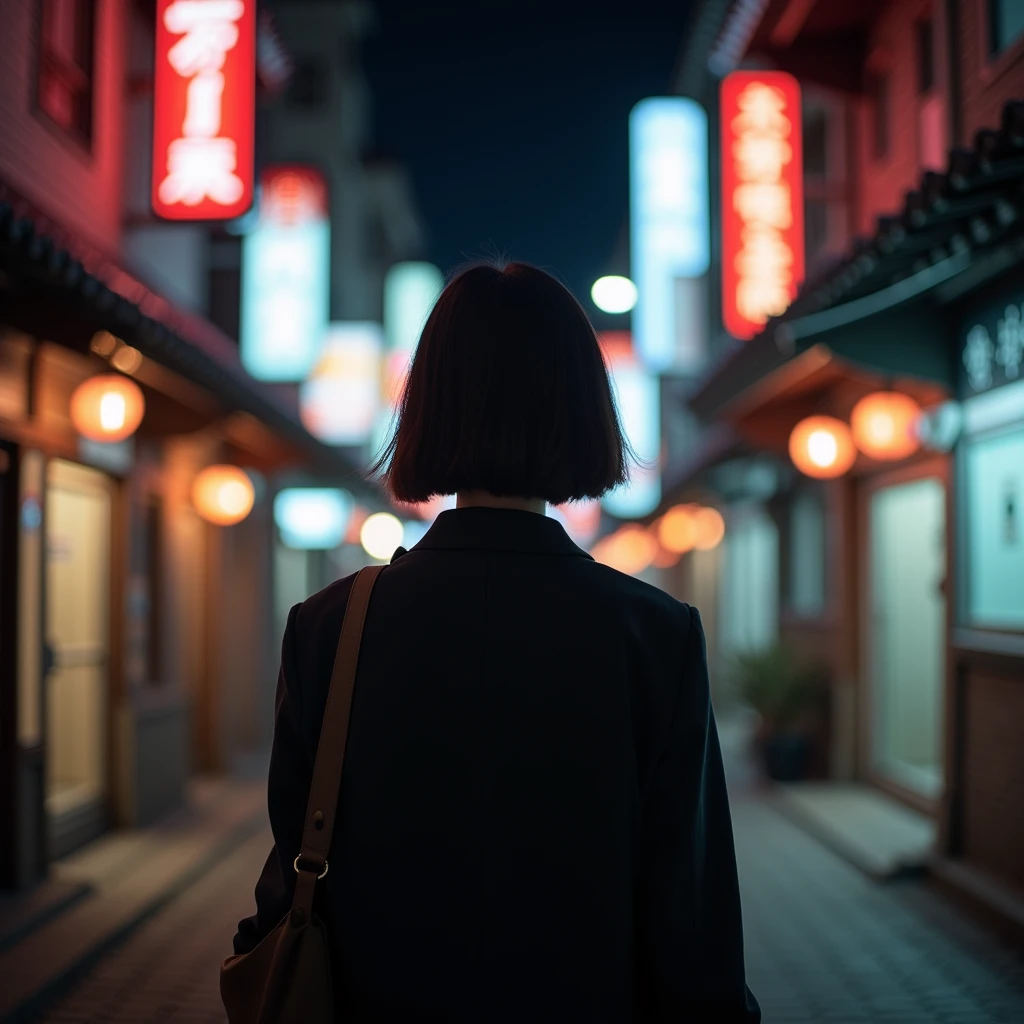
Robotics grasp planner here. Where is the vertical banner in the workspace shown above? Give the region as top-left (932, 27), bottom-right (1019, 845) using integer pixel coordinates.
top-left (630, 98), bottom-right (709, 374)
top-left (599, 332), bottom-right (661, 519)
top-left (241, 166), bottom-right (331, 381)
top-left (721, 71), bottom-right (804, 340)
top-left (153, 0), bottom-right (256, 220)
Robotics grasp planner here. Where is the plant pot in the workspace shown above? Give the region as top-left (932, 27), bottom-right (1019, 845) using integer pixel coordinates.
top-left (761, 731), bottom-right (810, 782)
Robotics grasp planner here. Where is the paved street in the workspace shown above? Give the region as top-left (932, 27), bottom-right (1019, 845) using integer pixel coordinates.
top-left (29, 790), bottom-right (1024, 1024)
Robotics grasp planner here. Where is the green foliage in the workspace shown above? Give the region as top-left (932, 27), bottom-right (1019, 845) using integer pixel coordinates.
top-left (730, 643), bottom-right (825, 732)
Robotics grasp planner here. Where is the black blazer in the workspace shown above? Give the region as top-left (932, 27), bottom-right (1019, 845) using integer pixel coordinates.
top-left (235, 507), bottom-right (760, 1023)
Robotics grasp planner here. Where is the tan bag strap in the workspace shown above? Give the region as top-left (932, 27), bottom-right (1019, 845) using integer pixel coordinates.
top-left (291, 564), bottom-right (385, 913)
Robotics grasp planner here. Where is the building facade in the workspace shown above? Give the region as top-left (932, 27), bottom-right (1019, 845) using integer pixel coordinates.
top-left (0, 0), bottom-right (404, 889)
top-left (658, 0), bottom-right (1024, 938)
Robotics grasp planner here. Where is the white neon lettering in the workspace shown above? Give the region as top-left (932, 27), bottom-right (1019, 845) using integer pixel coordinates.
top-left (159, 0), bottom-right (245, 209)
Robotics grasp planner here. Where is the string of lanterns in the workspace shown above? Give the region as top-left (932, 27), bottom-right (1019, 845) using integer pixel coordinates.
top-left (592, 503), bottom-right (726, 575)
top-left (788, 390), bottom-right (924, 479)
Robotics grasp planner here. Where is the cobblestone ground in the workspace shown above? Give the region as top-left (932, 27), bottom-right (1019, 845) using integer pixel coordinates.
top-left (34, 797), bottom-right (1024, 1023)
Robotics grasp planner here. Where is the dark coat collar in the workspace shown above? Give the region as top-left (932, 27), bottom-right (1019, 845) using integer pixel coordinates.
top-left (393, 506), bottom-right (593, 561)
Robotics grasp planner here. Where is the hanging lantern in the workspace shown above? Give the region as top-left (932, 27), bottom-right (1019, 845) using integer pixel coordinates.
top-left (693, 506), bottom-right (726, 550)
top-left (69, 374), bottom-right (145, 442)
top-left (361, 512), bottom-right (404, 561)
top-left (850, 391), bottom-right (922, 460)
top-left (591, 524), bottom-right (658, 575)
top-left (789, 415), bottom-right (857, 479)
top-left (192, 465), bottom-right (255, 526)
top-left (657, 504), bottom-right (698, 553)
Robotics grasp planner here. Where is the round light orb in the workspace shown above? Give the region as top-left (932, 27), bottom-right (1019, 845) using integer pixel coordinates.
top-left (192, 465), bottom-right (255, 526)
top-left (591, 275), bottom-right (638, 314)
top-left (693, 506), bottom-right (726, 550)
top-left (652, 546), bottom-right (681, 569)
top-left (657, 504), bottom-right (698, 553)
top-left (789, 415), bottom-right (857, 479)
top-left (591, 524), bottom-right (657, 575)
top-left (361, 512), bottom-right (404, 561)
top-left (70, 374), bottom-right (145, 442)
top-left (850, 391), bottom-right (922, 460)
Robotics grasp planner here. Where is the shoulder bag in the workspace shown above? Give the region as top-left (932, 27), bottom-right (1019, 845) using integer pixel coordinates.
top-left (220, 563), bottom-right (385, 1023)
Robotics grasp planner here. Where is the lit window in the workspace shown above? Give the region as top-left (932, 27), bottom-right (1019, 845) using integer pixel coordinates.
top-left (37, 0), bottom-right (95, 143)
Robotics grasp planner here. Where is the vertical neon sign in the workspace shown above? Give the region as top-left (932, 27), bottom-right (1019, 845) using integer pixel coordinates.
top-left (630, 98), bottom-right (709, 374)
top-left (721, 71), bottom-right (804, 340)
top-left (153, 0), bottom-right (256, 220)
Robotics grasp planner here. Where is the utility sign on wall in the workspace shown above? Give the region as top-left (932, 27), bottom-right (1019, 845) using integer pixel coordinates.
top-left (720, 71), bottom-right (804, 340)
top-left (153, 0), bottom-right (256, 220)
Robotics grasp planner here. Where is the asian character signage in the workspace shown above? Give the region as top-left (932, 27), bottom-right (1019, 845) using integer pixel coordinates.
top-left (153, 0), bottom-right (255, 220)
top-left (961, 295), bottom-right (1024, 396)
top-left (720, 71), bottom-right (804, 341)
top-left (629, 98), bottom-right (709, 373)
top-left (241, 166), bottom-right (331, 381)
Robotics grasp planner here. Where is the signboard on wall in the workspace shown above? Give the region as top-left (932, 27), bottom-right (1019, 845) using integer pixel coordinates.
top-left (629, 97), bottom-right (709, 373)
top-left (300, 322), bottom-right (383, 446)
top-left (720, 71), bottom-right (804, 341)
top-left (240, 167), bottom-right (331, 381)
top-left (599, 332), bottom-right (661, 519)
top-left (153, 0), bottom-right (256, 220)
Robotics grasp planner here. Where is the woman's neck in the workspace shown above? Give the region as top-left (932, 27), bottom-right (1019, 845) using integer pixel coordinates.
top-left (456, 491), bottom-right (546, 515)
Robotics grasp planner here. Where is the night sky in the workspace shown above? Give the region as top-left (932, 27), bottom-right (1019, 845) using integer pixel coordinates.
top-left (363, 2), bottom-right (694, 312)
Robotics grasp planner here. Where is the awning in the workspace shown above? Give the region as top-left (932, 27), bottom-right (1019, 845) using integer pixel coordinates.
top-left (690, 100), bottom-right (1024, 425)
top-left (0, 178), bottom-right (386, 507)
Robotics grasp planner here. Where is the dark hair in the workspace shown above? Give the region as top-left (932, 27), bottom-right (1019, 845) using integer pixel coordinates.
top-left (370, 260), bottom-right (632, 505)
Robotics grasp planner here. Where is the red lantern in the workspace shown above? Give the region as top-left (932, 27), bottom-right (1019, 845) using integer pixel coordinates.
top-left (850, 391), bottom-right (922, 460)
top-left (192, 466), bottom-right (255, 526)
top-left (70, 374), bottom-right (145, 442)
top-left (789, 416), bottom-right (857, 479)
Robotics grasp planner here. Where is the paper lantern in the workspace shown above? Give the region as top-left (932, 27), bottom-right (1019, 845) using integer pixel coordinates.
top-left (192, 466), bottom-right (255, 526)
top-left (657, 505), bottom-right (698, 553)
top-left (591, 525), bottom-right (658, 576)
top-left (789, 416), bottom-right (857, 479)
top-left (693, 506), bottom-right (726, 551)
top-left (850, 391), bottom-right (922, 460)
top-left (70, 374), bottom-right (145, 442)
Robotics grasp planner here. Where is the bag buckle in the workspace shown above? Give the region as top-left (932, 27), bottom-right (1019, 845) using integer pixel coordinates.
top-left (293, 855), bottom-right (328, 880)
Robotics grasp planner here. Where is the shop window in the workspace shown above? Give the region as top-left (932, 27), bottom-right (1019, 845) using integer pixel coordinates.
top-left (916, 19), bottom-right (935, 95)
top-left (146, 498), bottom-right (164, 684)
top-left (989, 0), bottom-right (1024, 56)
top-left (869, 74), bottom-right (890, 161)
top-left (964, 425), bottom-right (1024, 629)
top-left (37, 0), bottom-right (96, 144)
top-left (719, 505), bottom-right (779, 655)
top-left (789, 491), bottom-right (826, 617)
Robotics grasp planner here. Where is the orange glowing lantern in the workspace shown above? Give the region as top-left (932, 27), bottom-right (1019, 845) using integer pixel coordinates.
top-left (652, 545), bottom-right (681, 569)
top-left (657, 504), bottom-right (698, 553)
top-left (789, 415), bottom-right (857, 479)
top-left (192, 465), bottom-right (255, 526)
top-left (592, 525), bottom-right (658, 576)
top-left (850, 391), bottom-right (922, 460)
top-left (693, 506), bottom-right (726, 550)
top-left (70, 374), bottom-right (146, 442)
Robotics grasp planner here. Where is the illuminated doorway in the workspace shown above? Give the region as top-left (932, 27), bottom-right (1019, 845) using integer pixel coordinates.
top-left (867, 472), bottom-right (946, 802)
top-left (45, 459), bottom-right (112, 857)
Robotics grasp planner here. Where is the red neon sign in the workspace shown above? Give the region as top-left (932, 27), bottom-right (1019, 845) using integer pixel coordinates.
top-left (152, 0), bottom-right (256, 221)
top-left (721, 71), bottom-right (804, 340)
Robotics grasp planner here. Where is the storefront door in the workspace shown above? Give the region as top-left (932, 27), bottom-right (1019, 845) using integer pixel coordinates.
top-left (867, 471), bottom-right (946, 803)
top-left (45, 459), bottom-right (112, 857)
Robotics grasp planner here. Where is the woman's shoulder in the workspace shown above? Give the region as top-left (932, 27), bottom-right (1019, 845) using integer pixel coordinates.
top-left (577, 557), bottom-right (695, 630)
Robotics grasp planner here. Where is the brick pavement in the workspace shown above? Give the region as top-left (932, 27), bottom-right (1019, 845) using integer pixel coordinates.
top-left (27, 796), bottom-right (1024, 1023)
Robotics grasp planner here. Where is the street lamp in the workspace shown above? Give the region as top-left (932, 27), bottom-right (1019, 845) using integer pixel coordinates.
top-left (591, 275), bottom-right (638, 314)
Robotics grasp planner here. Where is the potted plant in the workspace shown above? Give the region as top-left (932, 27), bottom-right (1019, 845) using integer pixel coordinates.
top-left (730, 643), bottom-right (825, 782)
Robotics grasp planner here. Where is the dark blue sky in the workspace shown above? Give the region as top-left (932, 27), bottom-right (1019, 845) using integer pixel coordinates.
top-left (363, 2), bottom-right (693, 308)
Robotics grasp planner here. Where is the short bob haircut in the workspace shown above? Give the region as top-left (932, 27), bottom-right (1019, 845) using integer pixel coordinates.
top-left (371, 261), bottom-right (633, 506)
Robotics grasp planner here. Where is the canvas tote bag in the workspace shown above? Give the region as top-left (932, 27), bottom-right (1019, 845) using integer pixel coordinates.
top-left (220, 563), bottom-right (385, 1023)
